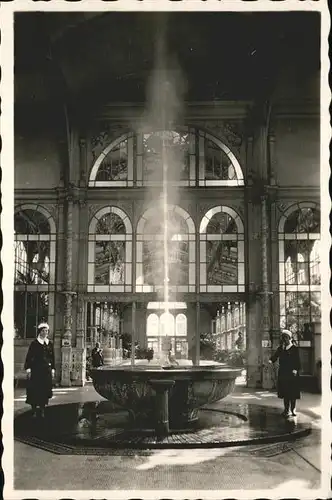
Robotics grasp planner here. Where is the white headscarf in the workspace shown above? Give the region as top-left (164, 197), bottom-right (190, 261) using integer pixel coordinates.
top-left (37, 323), bottom-right (50, 345)
top-left (37, 322), bottom-right (49, 331)
top-left (281, 329), bottom-right (293, 349)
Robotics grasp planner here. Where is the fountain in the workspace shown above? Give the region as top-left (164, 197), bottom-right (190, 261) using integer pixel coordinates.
top-left (91, 23), bottom-right (242, 436)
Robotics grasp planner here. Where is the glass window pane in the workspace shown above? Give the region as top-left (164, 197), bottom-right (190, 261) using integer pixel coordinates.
top-left (143, 241), bottom-right (163, 286)
top-left (283, 291), bottom-right (321, 342)
top-left (206, 212), bottom-right (237, 234)
top-left (15, 209), bottom-right (50, 234)
top-left (310, 240), bottom-right (320, 285)
top-left (144, 209), bottom-right (188, 235)
top-left (169, 242), bottom-right (189, 285)
top-left (175, 313), bottom-right (187, 336)
top-left (14, 291), bottom-right (26, 338)
top-left (14, 291), bottom-right (49, 339)
top-left (310, 291), bottom-right (321, 321)
top-left (143, 241), bottom-right (189, 286)
top-left (284, 256), bottom-right (297, 284)
top-left (95, 241), bottom-right (125, 285)
top-left (297, 261), bottom-right (310, 285)
top-left (284, 208), bottom-right (320, 233)
top-left (96, 140), bottom-right (128, 181)
top-left (147, 313), bottom-right (159, 336)
top-left (14, 241), bottom-right (50, 285)
top-left (143, 131), bottom-right (189, 183)
top-left (284, 239), bottom-right (320, 286)
top-left (96, 213), bottom-right (126, 234)
top-left (207, 241), bottom-right (238, 285)
top-left (205, 139), bottom-right (234, 181)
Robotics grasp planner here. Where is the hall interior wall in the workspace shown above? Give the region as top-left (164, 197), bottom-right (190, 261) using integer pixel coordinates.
top-left (14, 100), bottom-right (320, 387)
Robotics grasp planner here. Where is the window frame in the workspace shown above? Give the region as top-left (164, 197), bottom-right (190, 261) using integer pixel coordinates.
top-left (14, 204), bottom-right (56, 339)
top-left (88, 206), bottom-right (133, 292)
top-left (136, 204), bottom-right (196, 293)
top-left (199, 205), bottom-right (245, 293)
top-left (89, 128), bottom-right (244, 188)
top-left (278, 202), bottom-right (321, 350)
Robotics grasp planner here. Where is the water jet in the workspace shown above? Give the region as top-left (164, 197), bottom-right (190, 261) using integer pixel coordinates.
top-left (91, 19), bottom-right (241, 436)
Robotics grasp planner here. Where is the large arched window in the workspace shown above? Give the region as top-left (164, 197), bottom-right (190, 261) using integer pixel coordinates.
top-left (88, 206), bottom-right (133, 292)
top-left (136, 205), bottom-right (195, 293)
top-left (89, 128), bottom-right (244, 188)
top-left (278, 203), bottom-right (320, 363)
top-left (14, 205), bottom-right (56, 339)
top-left (199, 206), bottom-right (245, 292)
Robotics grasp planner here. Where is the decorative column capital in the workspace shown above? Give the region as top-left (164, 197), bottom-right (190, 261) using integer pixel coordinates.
top-left (65, 183), bottom-right (79, 203)
top-left (63, 183), bottom-right (88, 206)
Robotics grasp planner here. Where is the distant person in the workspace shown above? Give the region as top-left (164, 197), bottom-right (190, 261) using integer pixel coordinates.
top-left (91, 342), bottom-right (104, 368)
top-left (168, 349), bottom-right (179, 365)
top-left (24, 323), bottom-right (55, 418)
top-left (235, 332), bottom-right (244, 350)
top-left (146, 348), bottom-right (154, 362)
top-left (269, 329), bottom-right (301, 418)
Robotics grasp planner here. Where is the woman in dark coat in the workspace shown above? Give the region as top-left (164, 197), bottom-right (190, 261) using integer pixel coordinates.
top-left (269, 329), bottom-right (301, 417)
top-left (24, 323), bottom-right (55, 417)
top-left (91, 342), bottom-right (104, 368)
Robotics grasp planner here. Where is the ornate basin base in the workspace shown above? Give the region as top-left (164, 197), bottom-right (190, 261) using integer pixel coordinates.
top-left (91, 362), bottom-right (242, 435)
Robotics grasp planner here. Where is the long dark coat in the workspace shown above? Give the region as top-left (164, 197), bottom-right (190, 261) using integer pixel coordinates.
top-left (24, 339), bottom-right (55, 406)
top-left (270, 344), bottom-right (301, 400)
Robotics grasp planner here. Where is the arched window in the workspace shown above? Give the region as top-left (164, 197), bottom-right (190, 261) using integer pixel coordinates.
top-left (89, 133), bottom-right (134, 187)
top-left (14, 205), bottom-right (56, 339)
top-left (146, 312), bottom-right (187, 338)
top-left (147, 313), bottom-right (159, 336)
top-left (88, 206), bottom-right (133, 292)
top-left (136, 205), bottom-right (195, 293)
top-left (175, 313), bottom-right (187, 336)
top-left (88, 128), bottom-right (244, 188)
top-left (278, 203), bottom-right (320, 357)
top-left (199, 206), bottom-right (244, 292)
top-left (146, 308), bottom-right (188, 358)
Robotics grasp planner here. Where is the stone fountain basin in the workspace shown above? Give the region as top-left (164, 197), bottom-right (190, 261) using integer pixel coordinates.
top-left (91, 362), bottom-right (242, 427)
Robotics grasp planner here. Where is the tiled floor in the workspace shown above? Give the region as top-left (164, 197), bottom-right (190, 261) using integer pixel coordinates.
top-left (13, 382), bottom-right (323, 493)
